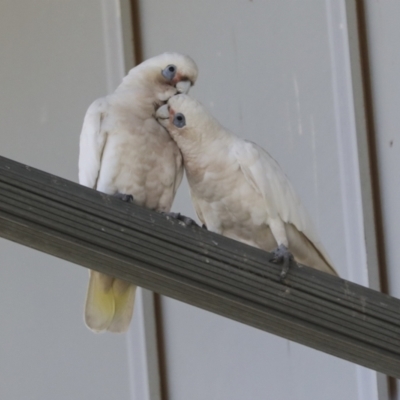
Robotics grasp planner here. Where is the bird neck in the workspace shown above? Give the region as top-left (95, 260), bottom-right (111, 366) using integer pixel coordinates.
top-left (173, 127), bottom-right (232, 171)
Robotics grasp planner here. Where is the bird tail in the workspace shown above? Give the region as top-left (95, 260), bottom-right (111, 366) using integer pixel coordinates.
top-left (84, 270), bottom-right (136, 333)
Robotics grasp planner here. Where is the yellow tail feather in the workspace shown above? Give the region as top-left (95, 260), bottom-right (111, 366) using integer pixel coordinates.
top-left (108, 280), bottom-right (136, 333)
top-left (84, 271), bottom-right (136, 333)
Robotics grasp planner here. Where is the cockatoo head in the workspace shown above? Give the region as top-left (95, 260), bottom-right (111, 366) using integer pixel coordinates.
top-left (156, 94), bottom-right (220, 143)
top-left (124, 53), bottom-right (198, 104)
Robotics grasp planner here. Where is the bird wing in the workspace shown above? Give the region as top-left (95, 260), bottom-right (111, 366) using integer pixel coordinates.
top-left (232, 139), bottom-right (334, 269)
top-left (172, 149), bottom-right (184, 198)
top-left (78, 98), bottom-right (109, 189)
top-left (190, 194), bottom-right (206, 226)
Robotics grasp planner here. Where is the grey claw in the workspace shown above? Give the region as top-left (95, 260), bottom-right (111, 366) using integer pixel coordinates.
top-left (114, 193), bottom-right (134, 203)
top-left (279, 263), bottom-right (291, 282)
top-left (270, 244), bottom-right (295, 281)
top-left (162, 212), bottom-right (199, 227)
top-left (162, 211), bottom-right (181, 219)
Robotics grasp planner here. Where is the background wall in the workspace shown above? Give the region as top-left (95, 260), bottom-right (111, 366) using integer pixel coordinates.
top-left (137, 0), bottom-right (384, 399)
top-left (364, 0), bottom-right (400, 300)
top-left (0, 1), bottom-right (134, 399)
top-left (363, 1), bottom-right (400, 398)
top-left (0, 0), bottom-right (397, 399)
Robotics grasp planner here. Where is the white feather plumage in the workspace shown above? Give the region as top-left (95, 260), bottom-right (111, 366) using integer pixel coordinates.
top-left (157, 94), bottom-right (337, 276)
top-left (79, 54), bottom-right (198, 332)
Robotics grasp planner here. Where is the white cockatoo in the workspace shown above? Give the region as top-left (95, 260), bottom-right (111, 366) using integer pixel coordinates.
top-left (156, 94), bottom-right (337, 277)
top-left (79, 53), bottom-right (198, 333)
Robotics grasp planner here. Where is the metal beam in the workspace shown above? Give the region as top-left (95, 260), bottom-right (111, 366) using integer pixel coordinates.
top-left (0, 155), bottom-right (399, 377)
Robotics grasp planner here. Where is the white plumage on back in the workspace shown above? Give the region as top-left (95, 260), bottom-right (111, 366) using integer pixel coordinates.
top-left (79, 98), bottom-right (108, 189)
top-left (156, 94), bottom-right (337, 276)
top-left (79, 54), bottom-right (198, 333)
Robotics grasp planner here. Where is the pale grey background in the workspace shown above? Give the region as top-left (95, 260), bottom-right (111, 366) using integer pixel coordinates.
top-left (364, 2), bottom-right (400, 397)
top-left (364, 1), bottom-right (400, 299)
top-left (0, 0), bottom-right (397, 399)
top-left (137, 0), bottom-right (384, 399)
top-left (0, 1), bottom-right (133, 399)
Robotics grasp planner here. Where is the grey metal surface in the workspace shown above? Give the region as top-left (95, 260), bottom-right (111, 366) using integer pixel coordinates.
top-left (0, 1), bottom-right (132, 399)
top-left (1, 155), bottom-right (400, 377)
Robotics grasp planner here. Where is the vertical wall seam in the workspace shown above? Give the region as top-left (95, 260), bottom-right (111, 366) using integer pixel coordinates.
top-left (130, 0), bottom-right (143, 64)
top-left (154, 294), bottom-right (169, 400)
top-left (353, 0), bottom-right (388, 295)
top-left (347, 0), bottom-right (393, 397)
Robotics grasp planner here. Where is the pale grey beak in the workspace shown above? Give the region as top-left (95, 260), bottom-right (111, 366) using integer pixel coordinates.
top-left (176, 80), bottom-right (191, 94)
top-left (156, 104), bottom-right (169, 120)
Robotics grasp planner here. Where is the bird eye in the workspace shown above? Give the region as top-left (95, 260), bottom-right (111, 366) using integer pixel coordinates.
top-left (173, 113), bottom-right (186, 128)
top-left (162, 64), bottom-right (177, 81)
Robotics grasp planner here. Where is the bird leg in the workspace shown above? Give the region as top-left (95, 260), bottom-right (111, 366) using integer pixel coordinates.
top-left (114, 193), bottom-right (134, 203)
top-left (271, 244), bottom-right (296, 281)
top-left (162, 212), bottom-right (200, 228)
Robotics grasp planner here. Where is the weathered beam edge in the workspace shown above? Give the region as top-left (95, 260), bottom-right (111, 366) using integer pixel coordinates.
top-left (0, 211), bottom-right (398, 376)
top-left (2, 159), bottom-right (400, 350)
top-left (0, 212), bottom-right (399, 377)
top-left (0, 163), bottom-right (393, 309)
top-left (0, 173), bottom-right (393, 336)
top-left (0, 181), bottom-right (399, 347)
top-left (0, 155), bottom-right (400, 377)
top-left (1, 160), bottom-right (400, 327)
top-left (1, 162), bottom-right (398, 346)
top-left (1, 161), bottom-right (399, 326)
top-left (0, 187), bottom-right (397, 350)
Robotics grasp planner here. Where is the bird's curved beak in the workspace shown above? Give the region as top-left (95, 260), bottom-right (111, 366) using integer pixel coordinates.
top-left (176, 80), bottom-right (191, 94)
top-left (156, 104), bottom-right (169, 123)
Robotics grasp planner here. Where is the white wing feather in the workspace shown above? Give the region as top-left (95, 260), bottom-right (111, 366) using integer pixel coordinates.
top-left (233, 139), bottom-right (333, 266)
top-left (78, 98), bottom-right (109, 189)
top-left (173, 152), bottom-right (184, 198)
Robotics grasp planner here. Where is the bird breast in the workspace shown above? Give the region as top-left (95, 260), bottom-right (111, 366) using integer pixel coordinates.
top-left (187, 154), bottom-right (270, 245)
top-left (96, 121), bottom-right (178, 211)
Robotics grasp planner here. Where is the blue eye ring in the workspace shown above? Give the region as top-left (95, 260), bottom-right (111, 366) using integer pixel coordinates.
top-left (162, 64), bottom-right (177, 81)
top-left (173, 113), bottom-right (186, 128)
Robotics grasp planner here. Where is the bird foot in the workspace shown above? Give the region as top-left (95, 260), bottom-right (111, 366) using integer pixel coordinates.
top-left (270, 244), bottom-right (296, 281)
top-left (114, 193), bottom-right (134, 203)
top-left (162, 212), bottom-right (199, 227)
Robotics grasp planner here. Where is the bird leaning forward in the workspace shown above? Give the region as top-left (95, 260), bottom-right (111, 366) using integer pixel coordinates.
top-left (78, 54), bottom-right (198, 333)
top-left (156, 94), bottom-right (338, 279)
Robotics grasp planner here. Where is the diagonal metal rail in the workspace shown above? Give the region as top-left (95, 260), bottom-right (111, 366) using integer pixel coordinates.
top-left (0, 155), bottom-right (399, 377)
